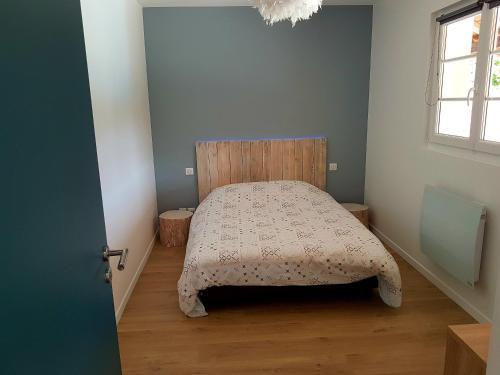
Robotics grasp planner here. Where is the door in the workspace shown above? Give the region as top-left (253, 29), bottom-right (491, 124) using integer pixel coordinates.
top-left (1, 1), bottom-right (122, 374)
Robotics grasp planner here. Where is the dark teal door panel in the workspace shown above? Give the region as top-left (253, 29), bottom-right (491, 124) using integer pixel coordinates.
top-left (1, 1), bottom-right (121, 374)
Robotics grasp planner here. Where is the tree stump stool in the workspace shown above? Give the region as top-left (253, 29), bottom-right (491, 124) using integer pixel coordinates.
top-left (341, 203), bottom-right (369, 229)
top-left (159, 210), bottom-right (193, 248)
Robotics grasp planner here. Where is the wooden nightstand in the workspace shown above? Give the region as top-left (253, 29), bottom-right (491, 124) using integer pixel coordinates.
top-left (341, 203), bottom-right (369, 228)
top-left (444, 324), bottom-right (490, 375)
top-left (159, 210), bottom-right (193, 248)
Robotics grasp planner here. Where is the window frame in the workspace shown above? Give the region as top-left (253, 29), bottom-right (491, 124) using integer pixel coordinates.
top-left (428, 4), bottom-right (500, 156)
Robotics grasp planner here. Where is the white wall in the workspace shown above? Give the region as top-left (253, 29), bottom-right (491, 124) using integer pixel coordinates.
top-left (138, 0), bottom-right (375, 6)
top-left (81, 0), bottom-right (158, 321)
top-left (366, 0), bottom-right (500, 322)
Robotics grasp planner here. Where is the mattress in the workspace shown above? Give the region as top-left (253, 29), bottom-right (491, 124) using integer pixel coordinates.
top-left (178, 181), bottom-right (402, 317)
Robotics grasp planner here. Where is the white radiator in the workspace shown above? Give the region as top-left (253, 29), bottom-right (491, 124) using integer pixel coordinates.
top-left (421, 186), bottom-right (486, 288)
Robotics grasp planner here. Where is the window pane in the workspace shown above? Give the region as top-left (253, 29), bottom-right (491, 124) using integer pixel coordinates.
top-left (438, 101), bottom-right (472, 137)
top-left (441, 58), bottom-right (476, 98)
top-left (495, 10), bottom-right (500, 52)
top-left (489, 54), bottom-right (500, 98)
top-left (484, 101), bottom-right (500, 142)
top-left (444, 14), bottom-right (481, 60)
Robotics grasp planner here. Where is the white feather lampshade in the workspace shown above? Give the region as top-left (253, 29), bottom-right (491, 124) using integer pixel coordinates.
top-left (254, 0), bottom-right (323, 26)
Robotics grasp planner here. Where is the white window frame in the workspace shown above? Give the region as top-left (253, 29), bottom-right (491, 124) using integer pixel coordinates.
top-left (428, 4), bottom-right (500, 156)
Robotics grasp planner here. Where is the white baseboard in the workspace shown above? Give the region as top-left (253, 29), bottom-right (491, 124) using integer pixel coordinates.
top-left (371, 225), bottom-right (491, 324)
top-left (115, 230), bottom-right (158, 323)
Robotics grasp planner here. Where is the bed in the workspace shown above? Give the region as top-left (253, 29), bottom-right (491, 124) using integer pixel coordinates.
top-left (178, 137), bottom-right (402, 317)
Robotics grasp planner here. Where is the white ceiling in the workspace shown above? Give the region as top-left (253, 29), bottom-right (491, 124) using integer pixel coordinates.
top-left (139, 0), bottom-right (375, 7)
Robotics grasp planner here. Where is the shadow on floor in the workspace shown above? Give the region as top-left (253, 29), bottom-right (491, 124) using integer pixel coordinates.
top-left (200, 277), bottom-right (379, 311)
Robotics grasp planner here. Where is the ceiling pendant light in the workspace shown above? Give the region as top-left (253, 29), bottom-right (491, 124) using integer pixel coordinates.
top-left (254, 0), bottom-right (323, 26)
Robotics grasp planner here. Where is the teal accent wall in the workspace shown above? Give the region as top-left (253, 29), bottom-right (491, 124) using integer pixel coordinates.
top-left (143, 6), bottom-right (373, 212)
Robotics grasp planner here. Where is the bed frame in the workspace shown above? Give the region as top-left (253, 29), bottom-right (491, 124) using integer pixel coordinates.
top-left (195, 137), bottom-right (327, 202)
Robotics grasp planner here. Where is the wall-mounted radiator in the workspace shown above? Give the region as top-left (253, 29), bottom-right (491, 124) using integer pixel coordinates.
top-left (421, 186), bottom-right (486, 288)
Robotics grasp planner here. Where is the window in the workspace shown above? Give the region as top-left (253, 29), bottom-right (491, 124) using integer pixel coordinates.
top-left (429, 2), bottom-right (500, 155)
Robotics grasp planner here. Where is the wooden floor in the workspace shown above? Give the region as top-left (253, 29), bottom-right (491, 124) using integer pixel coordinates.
top-left (118, 241), bottom-right (474, 375)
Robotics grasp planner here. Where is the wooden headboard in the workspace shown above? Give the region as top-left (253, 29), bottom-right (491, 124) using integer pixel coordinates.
top-left (195, 137), bottom-right (327, 202)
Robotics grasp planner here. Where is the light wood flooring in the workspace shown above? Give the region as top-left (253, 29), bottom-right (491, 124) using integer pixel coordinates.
top-left (118, 241), bottom-right (475, 375)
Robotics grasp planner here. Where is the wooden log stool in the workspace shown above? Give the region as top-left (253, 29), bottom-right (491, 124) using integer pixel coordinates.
top-left (159, 210), bottom-right (193, 248)
top-left (341, 203), bottom-right (369, 229)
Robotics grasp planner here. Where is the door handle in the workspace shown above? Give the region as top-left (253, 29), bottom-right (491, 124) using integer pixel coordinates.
top-left (102, 246), bottom-right (128, 271)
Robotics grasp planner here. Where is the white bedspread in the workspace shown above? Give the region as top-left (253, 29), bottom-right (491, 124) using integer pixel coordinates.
top-left (178, 181), bottom-right (402, 317)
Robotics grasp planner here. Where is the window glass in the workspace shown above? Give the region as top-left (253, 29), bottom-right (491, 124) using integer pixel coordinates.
top-left (483, 101), bottom-right (500, 142)
top-left (438, 101), bottom-right (472, 137)
top-left (432, 6), bottom-right (500, 152)
top-left (489, 54), bottom-right (500, 98)
top-left (495, 10), bottom-right (500, 52)
top-left (444, 14), bottom-right (481, 60)
top-left (441, 59), bottom-right (476, 98)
